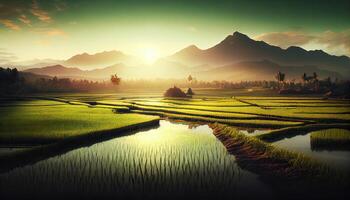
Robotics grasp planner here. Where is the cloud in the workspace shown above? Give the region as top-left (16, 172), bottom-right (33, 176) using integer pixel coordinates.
top-left (316, 30), bottom-right (350, 55)
top-left (255, 30), bottom-right (350, 56)
top-left (255, 32), bottom-right (315, 48)
top-left (46, 29), bottom-right (66, 36)
top-left (0, 2), bottom-right (27, 19)
top-left (33, 28), bottom-right (67, 37)
top-left (31, 0), bottom-right (52, 23)
top-left (55, 0), bottom-right (68, 11)
top-left (0, 0), bottom-right (54, 30)
top-left (0, 49), bottom-right (17, 64)
top-left (35, 39), bottom-right (51, 46)
top-left (18, 14), bottom-right (31, 26)
top-left (0, 19), bottom-right (21, 30)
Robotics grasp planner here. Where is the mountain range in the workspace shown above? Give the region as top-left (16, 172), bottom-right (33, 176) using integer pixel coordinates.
top-left (169, 32), bottom-right (350, 75)
top-left (64, 50), bottom-right (138, 69)
top-left (24, 64), bottom-right (127, 80)
top-left (16, 31), bottom-right (350, 81)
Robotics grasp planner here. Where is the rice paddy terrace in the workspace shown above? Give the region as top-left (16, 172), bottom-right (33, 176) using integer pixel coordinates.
top-left (0, 91), bottom-right (349, 199)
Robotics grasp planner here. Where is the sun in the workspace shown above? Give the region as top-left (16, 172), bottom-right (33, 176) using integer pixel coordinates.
top-left (143, 48), bottom-right (159, 64)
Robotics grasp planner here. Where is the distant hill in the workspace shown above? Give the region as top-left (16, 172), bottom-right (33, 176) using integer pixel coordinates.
top-left (24, 64), bottom-right (128, 80)
top-left (1, 59), bottom-right (63, 70)
top-left (23, 59), bottom-right (190, 80)
top-left (25, 65), bottom-right (83, 77)
top-left (169, 31), bottom-right (350, 77)
top-left (64, 50), bottom-right (137, 69)
top-left (19, 31), bottom-right (350, 81)
top-left (19, 71), bottom-right (51, 82)
top-left (194, 60), bottom-right (342, 81)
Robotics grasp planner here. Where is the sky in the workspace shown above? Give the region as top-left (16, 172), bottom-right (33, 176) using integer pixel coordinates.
top-left (0, 0), bottom-right (349, 63)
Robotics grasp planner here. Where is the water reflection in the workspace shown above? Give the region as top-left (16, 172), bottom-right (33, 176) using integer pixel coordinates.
top-left (273, 133), bottom-right (350, 171)
top-left (0, 120), bottom-right (271, 199)
top-left (239, 129), bottom-right (270, 136)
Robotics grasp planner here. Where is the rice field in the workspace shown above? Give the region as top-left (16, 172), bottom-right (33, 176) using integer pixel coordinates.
top-left (0, 99), bottom-right (159, 144)
top-left (0, 90), bottom-right (349, 198)
top-left (310, 129), bottom-right (350, 150)
top-left (0, 121), bottom-right (271, 199)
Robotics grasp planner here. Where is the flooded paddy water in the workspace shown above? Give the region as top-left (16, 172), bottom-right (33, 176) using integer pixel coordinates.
top-left (273, 132), bottom-right (350, 171)
top-left (0, 120), bottom-right (271, 199)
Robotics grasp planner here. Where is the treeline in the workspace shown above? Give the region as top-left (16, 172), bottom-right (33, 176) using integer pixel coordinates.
top-left (0, 68), bottom-right (25, 94)
top-left (0, 67), bottom-right (349, 97)
top-left (0, 67), bottom-right (115, 93)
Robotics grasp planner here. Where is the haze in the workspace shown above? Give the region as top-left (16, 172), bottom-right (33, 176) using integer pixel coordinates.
top-left (0, 0), bottom-right (350, 64)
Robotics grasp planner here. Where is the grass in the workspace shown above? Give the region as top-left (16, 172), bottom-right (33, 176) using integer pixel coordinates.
top-left (256, 124), bottom-right (350, 142)
top-left (310, 129), bottom-right (350, 150)
top-left (0, 100), bottom-right (159, 144)
top-left (132, 110), bottom-right (304, 128)
top-left (0, 121), bottom-right (248, 198)
top-left (210, 123), bottom-right (347, 183)
top-left (2, 93), bottom-right (349, 144)
top-left (124, 98), bottom-right (350, 122)
top-left (1, 92), bottom-right (349, 198)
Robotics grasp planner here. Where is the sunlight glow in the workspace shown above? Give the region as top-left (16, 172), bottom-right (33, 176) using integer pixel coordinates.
top-left (143, 48), bottom-right (159, 64)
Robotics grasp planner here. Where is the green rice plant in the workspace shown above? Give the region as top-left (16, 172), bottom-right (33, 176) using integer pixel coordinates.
top-left (0, 100), bottom-right (159, 144)
top-left (128, 98), bottom-right (350, 122)
top-left (310, 129), bottom-right (350, 150)
top-left (132, 109), bottom-right (304, 128)
top-left (0, 121), bottom-right (259, 198)
top-left (256, 124), bottom-right (350, 142)
top-left (210, 123), bottom-right (347, 183)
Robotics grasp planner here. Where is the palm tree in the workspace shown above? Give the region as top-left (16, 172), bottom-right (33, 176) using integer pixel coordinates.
top-left (187, 75), bottom-right (193, 83)
top-left (302, 73), bottom-right (307, 83)
top-left (275, 71), bottom-right (285, 89)
top-left (110, 74), bottom-right (121, 85)
top-left (275, 71), bottom-right (285, 82)
top-left (313, 72), bottom-right (318, 82)
top-left (312, 72), bottom-right (319, 91)
top-left (187, 74), bottom-right (194, 94)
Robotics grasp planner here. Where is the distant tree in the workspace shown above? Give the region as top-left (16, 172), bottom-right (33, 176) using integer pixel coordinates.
top-left (313, 72), bottom-right (318, 82)
top-left (312, 72), bottom-right (319, 91)
top-left (302, 73), bottom-right (307, 83)
top-left (187, 75), bottom-right (194, 95)
top-left (275, 71), bottom-right (285, 89)
top-left (275, 71), bottom-right (285, 83)
top-left (110, 74), bottom-right (121, 85)
top-left (186, 88), bottom-right (194, 96)
top-left (187, 75), bottom-right (193, 83)
top-left (164, 86), bottom-right (188, 98)
top-left (324, 77), bottom-right (332, 87)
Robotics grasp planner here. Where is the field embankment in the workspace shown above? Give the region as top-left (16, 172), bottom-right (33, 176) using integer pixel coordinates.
top-left (210, 123), bottom-right (349, 196)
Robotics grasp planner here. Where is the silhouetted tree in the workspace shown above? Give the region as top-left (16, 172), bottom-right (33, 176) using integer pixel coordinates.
top-left (302, 73), bottom-right (307, 83)
top-left (186, 88), bottom-right (194, 96)
top-left (275, 71), bottom-right (285, 82)
top-left (275, 71), bottom-right (285, 89)
top-left (187, 75), bottom-right (193, 83)
top-left (313, 72), bottom-right (318, 82)
top-left (164, 86), bottom-right (188, 98)
top-left (110, 74), bottom-right (121, 85)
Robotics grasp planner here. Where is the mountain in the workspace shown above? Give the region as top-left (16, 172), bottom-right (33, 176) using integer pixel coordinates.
top-left (195, 60), bottom-right (342, 81)
top-left (25, 65), bottom-right (83, 77)
top-left (64, 50), bottom-right (137, 69)
top-left (1, 59), bottom-right (63, 70)
top-left (169, 31), bottom-right (350, 77)
top-left (23, 61), bottom-right (189, 80)
top-left (24, 59), bottom-right (342, 81)
top-left (21, 31), bottom-right (350, 81)
top-left (24, 64), bottom-right (131, 80)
